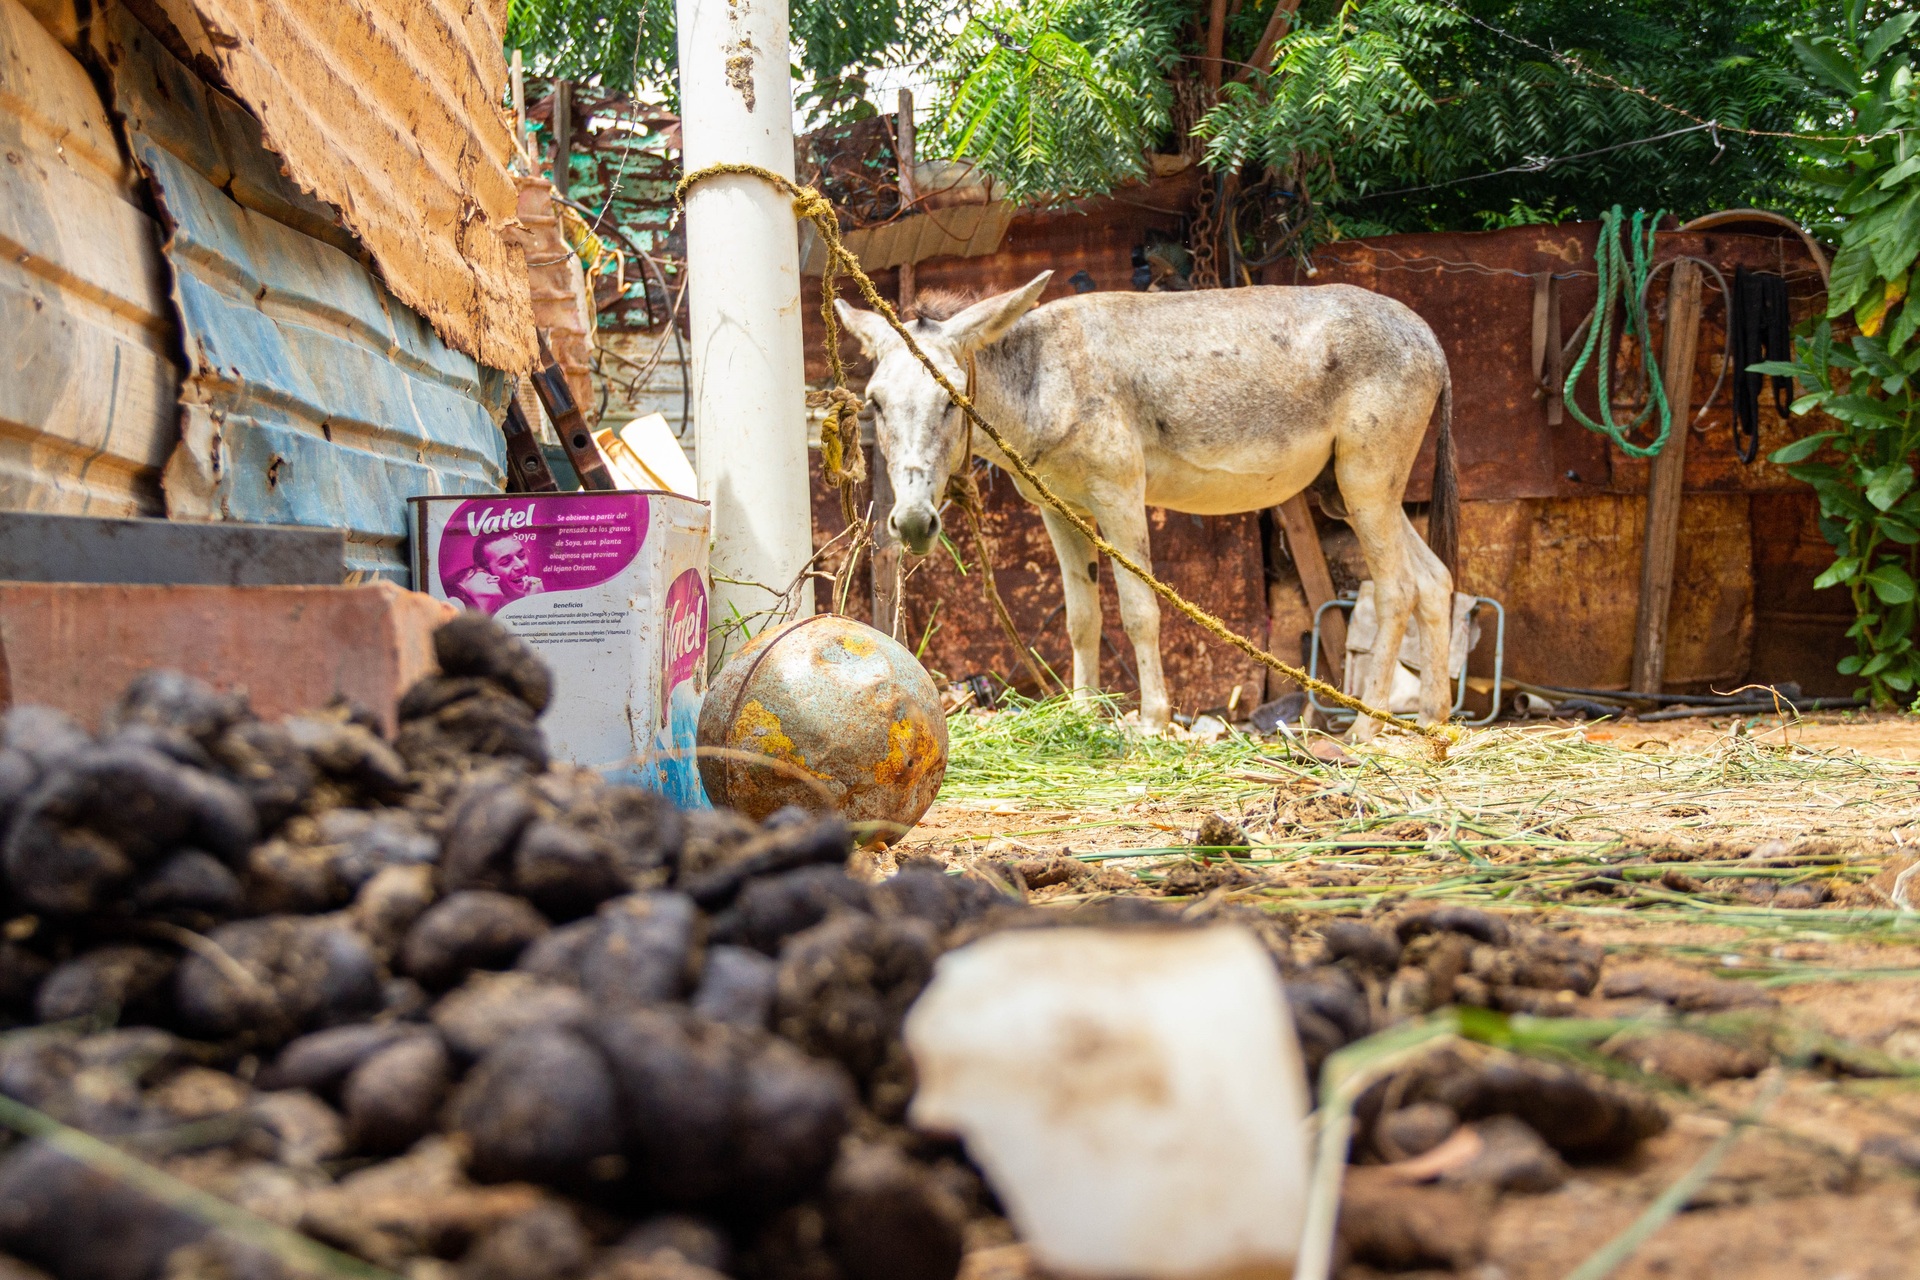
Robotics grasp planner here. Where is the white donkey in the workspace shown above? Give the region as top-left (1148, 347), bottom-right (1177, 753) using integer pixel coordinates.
top-left (836, 271), bottom-right (1459, 733)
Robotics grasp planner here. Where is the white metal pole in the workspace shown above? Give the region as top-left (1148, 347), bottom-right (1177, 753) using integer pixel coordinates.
top-left (676, 0), bottom-right (814, 646)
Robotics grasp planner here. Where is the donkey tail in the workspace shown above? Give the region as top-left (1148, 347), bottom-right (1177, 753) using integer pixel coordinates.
top-left (1426, 372), bottom-right (1460, 584)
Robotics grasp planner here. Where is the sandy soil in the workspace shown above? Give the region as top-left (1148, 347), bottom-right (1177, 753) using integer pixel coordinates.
top-left (929, 712), bottom-right (1920, 1280)
top-left (1588, 709), bottom-right (1920, 760)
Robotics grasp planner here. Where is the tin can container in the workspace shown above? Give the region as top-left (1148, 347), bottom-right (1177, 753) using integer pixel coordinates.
top-left (410, 491), bottom-right (710, 805)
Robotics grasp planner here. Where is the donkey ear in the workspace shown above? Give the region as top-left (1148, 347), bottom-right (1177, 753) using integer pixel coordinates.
top-left (834, 299), bottom-right (900, 359)
top-left (941, 271), bottom-right (1053, 352)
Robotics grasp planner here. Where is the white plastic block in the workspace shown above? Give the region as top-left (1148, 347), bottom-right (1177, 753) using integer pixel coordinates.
top-left (904, 925), bottom-right (1310, 1279)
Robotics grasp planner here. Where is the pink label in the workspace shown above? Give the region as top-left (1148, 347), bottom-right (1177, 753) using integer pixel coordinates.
top-left (662, 567), bottom-right (708, 697)
top-left (437, 494), bottom-right (648, 614)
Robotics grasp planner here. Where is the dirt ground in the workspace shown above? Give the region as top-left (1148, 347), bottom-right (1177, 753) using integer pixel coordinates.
top-left (910, 711), bottom-right (1920, 1280)
top-left (1588, 711), bottom-right (1920, 759)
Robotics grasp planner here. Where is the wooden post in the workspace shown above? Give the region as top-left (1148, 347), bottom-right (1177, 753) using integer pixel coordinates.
top-left (870, 449), bottom-right (902, 639)
top-left (1275, 494), bottom-right (1344, 685)
top-left (510, 51), bottom-right (527, 167)
top-left (551, 79), bottom-right (573, 194)
top-left (1203, 0), bottom-right (1230, 94)
top-left (1630, 259), bottom-right (1704, 693)
top-left (895, 89), bottom-right (917, 313)
top-left (871, 88), bottom-right (914, 640)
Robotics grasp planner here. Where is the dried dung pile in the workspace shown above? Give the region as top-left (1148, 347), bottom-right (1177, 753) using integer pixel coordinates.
top-left (0, 615), bottom-right (1686, 1280)
top-left (0, 616), bottom-right (1002, 1280)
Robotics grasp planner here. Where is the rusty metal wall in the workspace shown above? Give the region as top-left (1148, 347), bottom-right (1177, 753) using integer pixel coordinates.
top-left (1278, 224), bottom-right (1831, 502)
top-left (1750, 490), bottom-right (1855, 696)
top-left (803, 174), bottom-right (1196, 384)
top-left (0, 0), bottom-right (179, 515)
top-left (1455, 496), bottom-right (1754, 691)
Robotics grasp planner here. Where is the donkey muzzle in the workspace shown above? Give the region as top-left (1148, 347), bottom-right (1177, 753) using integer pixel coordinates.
top-left (889, 503), bottom-right (942, 556)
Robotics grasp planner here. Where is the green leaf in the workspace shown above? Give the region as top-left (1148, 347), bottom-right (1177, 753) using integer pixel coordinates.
top-left (1828, 240), bottom-right (1878, 316)
top-left (1768, 432), bottom-right (1838, 464)
top-left (1830, 489), bottom-right (1880, 522)
top-left (1879, 154), bottom-right (1920, 191)
top-left (1854, 332), bottom-right (1904, 378)
top-left (1794, 34), bottom-right (1863, 95)
top-left (1866, 564), bottom-right (1918, 604)
top-left (1867, 463), bottom-right (1916, 510)
top-left (1839, 653), bottom-right (1867, 674)
top-left (1880, 518), bottom-right (1920, 545)
top-left (1864, 12), bottom-right (1920, 68)
top-left (1892, 303), bottom-right (1920, 355)
top-left (1822, 394), bottom-right (1908, 428)
top-left (1867, 191), bottom-right (1920, 281)
top-left (1789, 393), bottom-right (1829, 415)
top-left (1884, 671), bottom-right (1915, 693)
top-left (1863, 651), bottom-right (1894, 674)
top-left (1815, 556), bottom-right (1863, 589)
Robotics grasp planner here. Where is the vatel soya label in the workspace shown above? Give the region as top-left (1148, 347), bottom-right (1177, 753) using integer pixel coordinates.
top-left (411, 491), bottom-right (711, 806)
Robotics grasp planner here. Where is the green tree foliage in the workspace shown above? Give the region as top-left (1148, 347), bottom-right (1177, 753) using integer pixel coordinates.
top-left (1197, 0), bottom-right (1453, 224)
top-left (509, 0), bottom-right (1855, 238)
top-left (1762, 5), bottom-right (1920, 704)
top-left (933, 0), bottom-right (1829, 237)
top-left (504, 0), bottom-right (954, 120)
top-left (939, 0), bottom-right (1179, 200)
top-left (1317, 1), bottom-right (1824, 233)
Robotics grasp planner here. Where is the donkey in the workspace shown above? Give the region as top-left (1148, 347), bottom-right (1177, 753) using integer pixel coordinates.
top-left (835, 271), bottom-right (1459, 734)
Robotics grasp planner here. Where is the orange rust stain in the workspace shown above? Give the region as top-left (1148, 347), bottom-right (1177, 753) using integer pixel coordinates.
top-left (1532, 233), bottom-right (1583, 264)
top-left (874, 714), bottom-right (941, 788)
top-left (838, 632), bottom-right (879, 658)
top-left (730, 698), bottom-right (810, 772)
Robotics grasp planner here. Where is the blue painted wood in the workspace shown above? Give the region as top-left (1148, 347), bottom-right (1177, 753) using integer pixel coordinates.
top-left (104, 9), bottom-right (506, 581)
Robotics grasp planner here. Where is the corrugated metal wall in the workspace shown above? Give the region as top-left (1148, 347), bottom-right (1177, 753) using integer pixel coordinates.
top-left (0, 0), bottom-right (179, 515)
top-left (98, 7), bottom-right (508, 581)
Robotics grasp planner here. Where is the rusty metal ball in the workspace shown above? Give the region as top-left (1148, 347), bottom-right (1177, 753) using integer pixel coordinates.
top-left (696, 614), bottom-right (948, 834)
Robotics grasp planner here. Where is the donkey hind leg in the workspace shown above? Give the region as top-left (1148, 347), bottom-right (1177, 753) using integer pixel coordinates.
top-left (1402, 511), bottom-right (1456, 726)
top-left (1038, 506), bottom-right (1103, 699)
top-left (1340, 489), bottom-right (1419, 741)
top-left (1086, 493), bottom-right (1170, 732)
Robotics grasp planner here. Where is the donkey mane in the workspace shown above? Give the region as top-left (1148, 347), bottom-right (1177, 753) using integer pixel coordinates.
top-left (906, 288), bottom-right (984, 324)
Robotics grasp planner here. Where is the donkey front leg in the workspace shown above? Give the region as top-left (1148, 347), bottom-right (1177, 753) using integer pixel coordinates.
top-left (1039, 507), bottom-right (1103, 699)
top-left (1089, 496), bottom-right (1171, 732)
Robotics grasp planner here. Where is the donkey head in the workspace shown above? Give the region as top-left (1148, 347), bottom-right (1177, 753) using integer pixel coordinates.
top-left (834, 271), bottom-right (1052, 556)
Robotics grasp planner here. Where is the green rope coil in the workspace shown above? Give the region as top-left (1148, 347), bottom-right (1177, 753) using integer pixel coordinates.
top-left (1563, 206), bottom-right (1672, 458)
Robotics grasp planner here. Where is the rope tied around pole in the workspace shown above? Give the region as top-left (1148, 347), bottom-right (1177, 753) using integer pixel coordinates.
top-left (674, 163), bottom-right (1458, 749)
